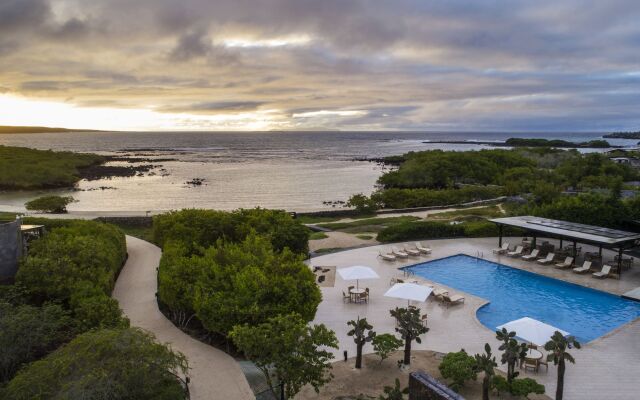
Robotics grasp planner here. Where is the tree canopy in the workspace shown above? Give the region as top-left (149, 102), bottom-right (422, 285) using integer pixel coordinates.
top-left (1, 328), bottom-right (189, 400)
top-left (230, 313), bottom-right (338, 399)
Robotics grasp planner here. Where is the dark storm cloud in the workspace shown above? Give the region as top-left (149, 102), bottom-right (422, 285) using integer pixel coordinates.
top-left (1, 0), bottom-right (640, 130)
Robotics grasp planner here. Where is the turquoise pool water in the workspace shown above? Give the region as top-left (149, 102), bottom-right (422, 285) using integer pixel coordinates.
top-left (406, 254), bottom-right (640, 342)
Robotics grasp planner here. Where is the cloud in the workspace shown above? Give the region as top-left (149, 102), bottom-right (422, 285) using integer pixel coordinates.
top-left (159, 101), bottom-right (266, 114)
top-left (1, 0), bottom-right (639, 131)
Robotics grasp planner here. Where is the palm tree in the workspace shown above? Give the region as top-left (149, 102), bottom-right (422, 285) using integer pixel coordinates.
top-left (347, 317), bottom-right (376, 369)
top-left (390, 307), bottom-right (428, 365)
top-left (474, 343), bottom-right (497, 400)
top-left (496, 328), bottom-right (527, 383)
top-left (544, 331), bottom-right (581, 400)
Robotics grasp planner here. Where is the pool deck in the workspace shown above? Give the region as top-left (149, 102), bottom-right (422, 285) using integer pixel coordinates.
top-left (309, 237), bottom-right (640, 400)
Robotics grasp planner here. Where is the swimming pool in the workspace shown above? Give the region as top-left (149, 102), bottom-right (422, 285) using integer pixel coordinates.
top-left (406, 254), bottom-right (640, 342)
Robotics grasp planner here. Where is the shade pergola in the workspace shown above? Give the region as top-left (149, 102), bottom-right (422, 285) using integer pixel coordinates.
top-left (491, 216), bottom-right (640, 278)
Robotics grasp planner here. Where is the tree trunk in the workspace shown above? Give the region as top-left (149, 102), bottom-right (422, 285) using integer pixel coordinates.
top-left (556, 359), bottom-right (565, 400)
top-left (507, 361), bottom-right (514, 383)
top-left (482, 376), bottom-right (490, 400)
top-left (355, 342), bottom-right (363, 369)
top-left (403, 338), bottom-right (412, 365)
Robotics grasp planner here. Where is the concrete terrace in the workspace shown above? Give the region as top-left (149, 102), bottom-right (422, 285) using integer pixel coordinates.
top-left (308, 237), bottom-right (640, 400)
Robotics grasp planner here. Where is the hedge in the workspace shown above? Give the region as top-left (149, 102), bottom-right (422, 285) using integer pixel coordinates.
top-left (377, 220), bottom-right (524, 242)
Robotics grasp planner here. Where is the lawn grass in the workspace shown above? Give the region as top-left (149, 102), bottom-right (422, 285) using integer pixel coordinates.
top-left (309, 231), bottom-right (329, 240)
top-left (296, 213), bottom-right (376, 224)
top-left (429, 205), bottom-right (503, 220)
top-left (317, 216), bottom-right (420, 231)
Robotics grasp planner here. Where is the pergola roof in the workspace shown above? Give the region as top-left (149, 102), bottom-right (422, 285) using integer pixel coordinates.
top-left (490, 216), bottom-right (640, 247)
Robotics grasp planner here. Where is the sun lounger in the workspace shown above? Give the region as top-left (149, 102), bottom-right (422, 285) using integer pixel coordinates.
top-left (536, 253), bottom-right (555, 265)
top-left (592, 264), bottom-right (611, 279)
top-left (404, 246), bottom-right (421, 256)
top-left (415, 242), bottom-right (432, 254)
top-left (521, 249), bottom-right (539, 261)
top-left (392, 246), bottom-right (409, 258)
top-left (378, 250), bottom-right (396, 261)
top-left (507, 245), bottom-right (523, 257)
top-left (442, 293), bottom-right (465, 306)
top-left (554, 257), bottom-right (574, 269)
top-left (433, 288), bottom-right (449, 300)
top-left (493, 242), bottom-right (510, 254)
top-left (572, 261), bottom-right (592, 274)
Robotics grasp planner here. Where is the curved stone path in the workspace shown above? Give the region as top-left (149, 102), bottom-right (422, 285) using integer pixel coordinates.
top-left (113, 236), bottom-right (254, 400)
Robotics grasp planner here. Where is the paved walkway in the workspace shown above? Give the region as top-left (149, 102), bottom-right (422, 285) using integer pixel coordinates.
top-left (309, 237), bottom-right (640, 400)
top-left (113, 236), bottom-right (254, 400)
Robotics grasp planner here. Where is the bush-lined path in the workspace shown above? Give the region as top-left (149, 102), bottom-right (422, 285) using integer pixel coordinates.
top-left (113, 236), bottom-right (253, 400)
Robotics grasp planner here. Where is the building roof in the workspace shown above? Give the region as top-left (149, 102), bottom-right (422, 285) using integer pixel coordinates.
top-left (490, 216), bottom-right (640, 246)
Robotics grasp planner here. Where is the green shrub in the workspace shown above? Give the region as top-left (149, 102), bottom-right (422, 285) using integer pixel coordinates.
top-left (17, 221), bottom-right (126, 304)
top-left (162, 234), bottom-right (321, 337)
top-left (371, 186), bottom-right (504, 209)
top-left (509, 377), bottom-right (545, 397)
top-left (1, 328), bottom-right (188, 400)
top-left (372, 333), bottom-right (403, 364)
top-left (0, 302), bottom-right (75, 383)
top-left (439, 350), bottom-right (477, 391)
top-left (492, 375), bottom-right (545, 397)
top-left (25, 195), bottom-right (75, 213)
top-left (347, 193), bottom-right (380, 213)
top-left (152, 208), bottom-right (309, 255)
top-left (377, 221), bottom-right (465, 242)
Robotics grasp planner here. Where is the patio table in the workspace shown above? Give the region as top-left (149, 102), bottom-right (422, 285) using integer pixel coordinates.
top-left (350, 288), bottom-right (366, 303)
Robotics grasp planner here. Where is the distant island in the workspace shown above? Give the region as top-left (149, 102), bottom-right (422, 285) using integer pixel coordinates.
top-left (0, 125), bottom-right (102, 134)
top-left (603, 131), bottom-right (640, 139)
top-left (423, 137), bottom-right (616, 148)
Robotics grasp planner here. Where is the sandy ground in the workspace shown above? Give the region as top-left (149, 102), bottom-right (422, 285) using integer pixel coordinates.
top-left (298, 351), bottom-right (550, 400)
top-left (310, 231), bottom-right (379, 252)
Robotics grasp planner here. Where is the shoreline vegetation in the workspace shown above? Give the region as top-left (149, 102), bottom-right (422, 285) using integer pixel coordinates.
top-left (420, 137), bottom-right (615, 148)
top-left (603, 131), bottom-right (640, 139)
top-left (0, 145), bottom-right (170, 190)
top-left (0, 125), bottom-right (103, 134)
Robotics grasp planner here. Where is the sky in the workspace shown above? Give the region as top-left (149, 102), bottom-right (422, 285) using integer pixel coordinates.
top-left (1, 0), bottom-right (639, 132)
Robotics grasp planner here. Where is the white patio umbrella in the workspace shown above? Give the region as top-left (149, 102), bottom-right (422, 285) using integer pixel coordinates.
top-left (497, 317), bottom-right (569, 347)
top-left (337, 265), bottom-right (379, 289)
top-left (384, 282), bottom-right (434, 306)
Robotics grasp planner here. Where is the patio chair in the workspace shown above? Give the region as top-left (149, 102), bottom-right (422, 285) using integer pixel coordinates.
top-left (348, 285), bottom-right (355, 292)
top-left (507, 245), bottom-right (524, 257)
top-left (554, 257), bottom-right (574, 269)
top-left (378, 250), bottom-right (397, 261)
top-left (536, 253), bottom-right (555, 265)
top-left (421, 314), bottom-right (428, 328)
top-left (592, 264), bottom-right (611, 279)
top-left (317, 275), bottom-right (325, 283)
top-left (358, 291), bottom-right (368, 303)
top-left (390, 277), bottom-right (405, 285)
top-left (493, 242), bottom-right (510, 254)
top-left (572, 261), bottom-right (592, 274)
top-left (342, 291), bottom-right (351, 303)
top-left (442, 293), bottom-right (465, 307)
top-left (523, 358), bottom-right (538, 373)
top-left (415, 242), bottom-right (432, 254)
top-left (521, 249), bottom-right (540, 261)
top-left (404, 245), bottom-right (421, 256)
top-left (392, 246), bottom-right (409, 258)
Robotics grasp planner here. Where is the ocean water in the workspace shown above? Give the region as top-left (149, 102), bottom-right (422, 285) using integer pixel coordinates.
top-left (407, 255), bottom-right (640, 342)
top-left (0, 131), bottom-right (633, 213)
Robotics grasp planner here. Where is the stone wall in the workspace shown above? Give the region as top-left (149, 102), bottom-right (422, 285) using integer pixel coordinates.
top-left (409, 371), bottom-right (465, 400)
top-left (0, 220), bottom-right (21, 280)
